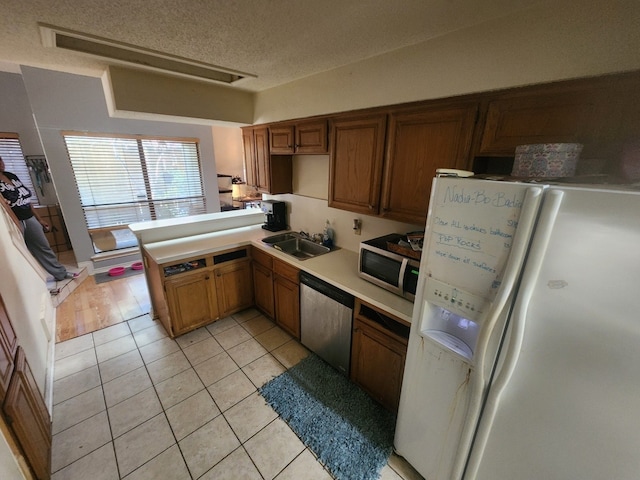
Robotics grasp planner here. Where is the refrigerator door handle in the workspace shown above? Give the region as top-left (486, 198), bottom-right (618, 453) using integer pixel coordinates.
top-left (476, 187), bottom-right (543, 385)
top-left (450, 186), bottom-right (543, 479)
top-left (463, 189), bottom-right (565, 480)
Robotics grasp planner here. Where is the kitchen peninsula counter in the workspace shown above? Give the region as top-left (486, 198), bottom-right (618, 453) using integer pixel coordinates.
top-left (141, 223), bottom-right (414, 324)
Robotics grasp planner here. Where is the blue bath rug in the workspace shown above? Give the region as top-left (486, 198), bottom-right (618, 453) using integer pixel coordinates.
top-left (259, 354), bottom-right (396, 480)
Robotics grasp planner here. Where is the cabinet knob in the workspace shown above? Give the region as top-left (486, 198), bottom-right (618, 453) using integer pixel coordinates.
top-left (205, 276), bottom-right (210, 280)
top-left (216, 272), bottom-right (221, 277)
top-left (368, 204), bottom-right (375, 210)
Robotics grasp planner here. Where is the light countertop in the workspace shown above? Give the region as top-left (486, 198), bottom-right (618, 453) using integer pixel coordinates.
top-left (142, 225), bottom-right (415, 324)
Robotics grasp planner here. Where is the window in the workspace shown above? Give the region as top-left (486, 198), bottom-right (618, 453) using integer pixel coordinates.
top-left (0, 134), bottom-right (38, 204)
top-left (63, 132), bottom-right (205, 253)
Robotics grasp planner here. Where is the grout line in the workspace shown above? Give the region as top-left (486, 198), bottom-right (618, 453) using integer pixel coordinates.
top-left (51, 311), bottom-right (343, 480)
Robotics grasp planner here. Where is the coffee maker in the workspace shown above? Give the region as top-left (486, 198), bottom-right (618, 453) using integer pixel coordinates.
top-left (261, 200), bottom-right (287, 231)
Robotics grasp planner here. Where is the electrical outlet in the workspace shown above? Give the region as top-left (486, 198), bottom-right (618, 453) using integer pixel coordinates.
top-left (353, 218), bottom-right (361, 235)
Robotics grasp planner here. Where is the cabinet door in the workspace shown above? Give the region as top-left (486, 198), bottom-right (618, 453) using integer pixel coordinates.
top-left (274, 275), bottom-right (300, 338)
top-left (253, 127), bottom-right (271, 192)
top-left (242, 127), bottom-right (257, 188)
top-left (479, 89), bottom-right (597, 155)
top-left (0, 295), bottom-right (17, 400)
top-left (329, 114), bottom-right (387, 215)
top-left (215, 260), bottom-right (254, 318)
top-left (295, 120), bottom-right (328, 154)
top-left (252, 262), bottom-right (275, 318)
top-left (4, 347), bottom-right (51, 480)
top-left (351, 317), bottom-right (407, 412)
top-left (270, 126), bottom-right (295, 154)
top-left (165, 270), bottom-right (219, 336)
top-left (381, 104), bottom-right (477, 224)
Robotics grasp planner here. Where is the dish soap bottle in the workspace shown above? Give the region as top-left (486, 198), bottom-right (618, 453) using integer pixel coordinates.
top-left (322, 220), bottom-right (334, 248)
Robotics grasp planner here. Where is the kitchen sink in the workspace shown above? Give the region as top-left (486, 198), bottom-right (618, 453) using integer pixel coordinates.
top-left (272, 237), bottom-right (331, 260)
top-left (261, 232), bottom-right (300, 244)
top-left (262, 232), bottom-right (332, 260)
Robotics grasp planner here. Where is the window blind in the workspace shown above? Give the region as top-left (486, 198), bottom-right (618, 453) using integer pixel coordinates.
top-left (63, 133), bottom-right (205, 230)
top-left (0, 134), bottom-right (38, 204)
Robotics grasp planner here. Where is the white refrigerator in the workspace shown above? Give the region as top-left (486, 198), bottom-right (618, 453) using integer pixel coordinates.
top-left (394, 175), bottom-right (640, 480)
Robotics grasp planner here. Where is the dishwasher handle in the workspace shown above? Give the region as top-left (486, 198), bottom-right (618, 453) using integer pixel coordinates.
top-left (299, 271), bottom-right (354, 309)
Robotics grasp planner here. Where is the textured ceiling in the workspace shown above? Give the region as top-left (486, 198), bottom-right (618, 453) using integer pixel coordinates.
top-left (1, 0), bottom-right (544, 92)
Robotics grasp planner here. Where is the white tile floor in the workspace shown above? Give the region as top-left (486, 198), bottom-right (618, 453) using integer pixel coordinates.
top-left (51, 308), bottom-right (423, 480)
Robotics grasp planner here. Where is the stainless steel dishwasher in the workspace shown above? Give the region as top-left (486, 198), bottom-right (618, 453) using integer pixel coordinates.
top-left (299, 271), bottom-right (355, 375)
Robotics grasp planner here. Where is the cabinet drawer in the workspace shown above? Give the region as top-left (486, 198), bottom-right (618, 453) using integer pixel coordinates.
top-left (252, 247), bottom-right (274, 269)
top-left (273, 258), bottom-right (299, 283)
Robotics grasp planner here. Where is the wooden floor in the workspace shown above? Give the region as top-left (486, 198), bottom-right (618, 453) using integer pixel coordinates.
top-left (55, 254), bottom-right (151, 343)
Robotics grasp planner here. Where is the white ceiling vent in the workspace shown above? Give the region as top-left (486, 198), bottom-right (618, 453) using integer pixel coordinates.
top-left (39, 23), bottom-right (254, 85)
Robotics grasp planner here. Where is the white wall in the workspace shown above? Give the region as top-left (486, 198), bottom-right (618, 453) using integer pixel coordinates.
top-left (0, 210), bottom-right (52, 396)
top-left (18, 67), bottom-right (222, 266)
top-left (254, 0), bottom-right (640, 123)
top-left (0, 72), bottom-right (54, 398)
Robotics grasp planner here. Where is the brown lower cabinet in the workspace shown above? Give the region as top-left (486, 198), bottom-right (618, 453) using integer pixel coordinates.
top-left (144, 246), bottom-right (253, 337)
top-left (1, 295), bottom-right (50, 479)
top-left (273, 268), bottom-right (300, 338)
top-left (214, 259), bottom-right (253, 318)
top-left (3, 347), bottom-right (51, 480)
top-left (252, 255), bottom-right (275, 319)
top-left (251, 247), bottom-right (300, 338)
top-left (350, 299), bottom-right (409, 413)
top-left (164, 269), bottom-right (220, 335)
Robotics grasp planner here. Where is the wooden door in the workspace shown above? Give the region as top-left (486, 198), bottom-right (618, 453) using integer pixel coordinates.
top-left (165, 270), bottom-right (219, 335)
top-left (215, 260), bottom-right (253, 318)
top-left (0, 295), bottom-right (17, 400)
top-left (242, 127), bottom-right (257, 188)
top-left (4, 347), bottom-right (51, 480)
top-left (269, 125), bottom-right (294, 154)
top-left (329, 114), bottom-right (387, 215)
top-left (295, 119), bottom-right (328, 153)
top-left (253, 127), bottom-right (271, 192)
top-left (252, 262), bottom-right (275, 318)
top-left (381, 104), bottom-right (477, 224)
top-left (478, 89), bottom-right (597, 155)
top-left (351, 317), bottom-right (407, 412)
top-left (274, 275), bottom-right (300, 338)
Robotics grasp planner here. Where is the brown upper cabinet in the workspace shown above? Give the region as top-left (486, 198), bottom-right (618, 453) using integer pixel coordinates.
top-left (269, 119), bottom-right (328, 154)
top-left (477, 72), bottom-right (640, 159)
top-left (328, 113), bottom-right (387, 216)
top-left (381, 103), bottom-right (478, 224)
top-left (478, 87), bottom-right (598, 156)
top-left (249, 70), bottom-right (640, 220)
top-left (242, 126), bottom-right (292, 194)
top-left (328, 103), bottom-right (477, 224)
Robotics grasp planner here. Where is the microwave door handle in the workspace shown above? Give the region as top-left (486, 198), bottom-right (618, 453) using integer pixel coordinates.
top-left (398, 258), bottom-right (408, 294)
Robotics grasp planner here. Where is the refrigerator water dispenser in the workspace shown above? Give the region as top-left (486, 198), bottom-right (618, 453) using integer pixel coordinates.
top-left (421, 305), bottom-right (478, 359)
top-left (420, 278), bottom-right (485, 360)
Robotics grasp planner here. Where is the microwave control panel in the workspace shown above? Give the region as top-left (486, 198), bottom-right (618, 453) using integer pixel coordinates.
top-left (424, 277), bottom-right (487, 323)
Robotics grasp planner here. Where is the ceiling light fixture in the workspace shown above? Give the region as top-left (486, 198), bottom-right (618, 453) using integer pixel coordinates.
top-left (39, 23), bottom-right (254, 85)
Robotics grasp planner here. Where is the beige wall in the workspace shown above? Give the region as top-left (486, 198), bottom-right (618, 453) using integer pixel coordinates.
top-left (106, 66), bottom-right (255, 125)
top-left (212, 126), bottom-right (245, 178)
top-left (267, 155), bottom-right (423, 253)
top-left (254, 0), bottom-right (640, 123)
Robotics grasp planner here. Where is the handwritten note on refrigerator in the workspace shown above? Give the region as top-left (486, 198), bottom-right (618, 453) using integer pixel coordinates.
top-left (424, 179), bottom-right (529, 300)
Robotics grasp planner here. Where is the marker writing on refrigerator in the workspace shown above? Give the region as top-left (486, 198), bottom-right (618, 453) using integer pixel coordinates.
top-left (443, 186), bottom-right (524, 209)
top-left (435, 232), bottom-right (481, 251)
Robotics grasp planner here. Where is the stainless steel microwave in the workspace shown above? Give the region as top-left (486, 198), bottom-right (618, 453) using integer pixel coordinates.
top-left (358, 234), bottom-right (420, 301)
